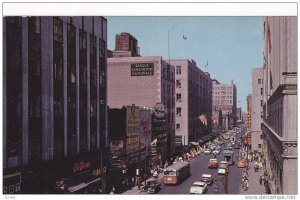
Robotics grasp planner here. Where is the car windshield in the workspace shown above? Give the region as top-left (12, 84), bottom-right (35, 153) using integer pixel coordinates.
top-left (164, 170), bottom-right (176, 176)
top-left (219, 163), bottom-right (227, 169)
top-left (193, 183), bottom-right (204, 187)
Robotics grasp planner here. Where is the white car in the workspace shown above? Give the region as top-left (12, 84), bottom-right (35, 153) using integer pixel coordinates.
top-left (212, 149), bottom-right (220, 155)
top-left (204, 149), bottom-right (211, 155)
top-left (218, 161), bottom-right (228, 175)
top-left (190, 181), bottom-right (208, 194)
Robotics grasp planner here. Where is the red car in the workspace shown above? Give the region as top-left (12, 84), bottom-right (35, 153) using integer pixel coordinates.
top-left (208, 159), bottom-right (218, 169)
top-left (237, 159), bottom-right (247, 168)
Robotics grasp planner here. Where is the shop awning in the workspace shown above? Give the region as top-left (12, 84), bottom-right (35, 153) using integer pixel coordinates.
top-left (66, 171), bottom-right (101, 192)
top-left (189, 142), bottom-right (199, 146)
top-left (68, 183), bottom-right (88, 192)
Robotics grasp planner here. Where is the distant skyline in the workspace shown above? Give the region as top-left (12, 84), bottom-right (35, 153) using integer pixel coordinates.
top-left (106, 16), bottom-right (264, 112)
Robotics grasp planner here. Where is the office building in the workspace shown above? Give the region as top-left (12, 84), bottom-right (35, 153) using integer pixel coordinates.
top-left (169, 59), bottom-right (212, 146)
top-left (212, 79), bottom-right (237, 130)
top-left (251, 68), bottom-right (264, 152)
top-left (3, 16), bottom-right (108, 194)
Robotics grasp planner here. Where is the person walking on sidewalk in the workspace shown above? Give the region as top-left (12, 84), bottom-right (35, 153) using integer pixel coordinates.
top-left (259, 176), bottom-right (263, 185)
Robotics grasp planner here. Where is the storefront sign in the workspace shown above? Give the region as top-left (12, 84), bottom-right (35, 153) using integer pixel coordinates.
top-left (92, 166), bottom-right (107, 176)
top-left (3, 172), bottom-right (21, 194)
top-left (73, 161), bottom-right (91, 173)
top-left (131, 63), bottom-right (154, 76)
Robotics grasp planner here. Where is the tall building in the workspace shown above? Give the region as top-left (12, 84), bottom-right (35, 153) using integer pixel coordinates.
top-left (212, 79), bottom-right (237, 130)
top-left (261, 16), bottom-right (297, 194)
top-left (107, 33), bottom-right (175, 163)
top-left (3, 16), bottom-right (108, 194)
top-left (251, 68), bottom-right (264, 152)
top-left (168, 59), bottom-right (212, 146)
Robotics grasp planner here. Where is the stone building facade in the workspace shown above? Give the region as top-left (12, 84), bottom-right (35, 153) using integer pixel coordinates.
top-left (261, 16), bottom-right (297, 194)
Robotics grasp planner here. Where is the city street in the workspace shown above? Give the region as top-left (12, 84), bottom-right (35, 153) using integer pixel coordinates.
top-left (157, 139), bottom-right (242, 194)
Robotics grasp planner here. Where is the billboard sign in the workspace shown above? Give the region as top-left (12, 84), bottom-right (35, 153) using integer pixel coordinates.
top-left (131, 63), bottom-right (154, 76)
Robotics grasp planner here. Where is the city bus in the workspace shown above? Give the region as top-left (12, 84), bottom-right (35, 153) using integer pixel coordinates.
top-left (163, 161), bottom-right (190, 185)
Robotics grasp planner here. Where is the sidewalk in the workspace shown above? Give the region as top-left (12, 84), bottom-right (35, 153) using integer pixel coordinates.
top-left (121, 171), bottom-right (164, 194)
top-left (239, 161), bottom-right (266, 194)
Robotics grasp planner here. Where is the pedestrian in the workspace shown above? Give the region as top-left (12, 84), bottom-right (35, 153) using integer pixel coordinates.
top-left (259, 176), bottom-right (263, 185)
top-left (245, 178), bottom-right (249, 190)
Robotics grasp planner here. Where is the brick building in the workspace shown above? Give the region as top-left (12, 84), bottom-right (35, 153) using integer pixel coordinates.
top-left (212, 79), bottom-right (237, 130)
top-left (168, 59), bottom-right (212, 146)
top-left (107, 33), bottom-right (175, 162)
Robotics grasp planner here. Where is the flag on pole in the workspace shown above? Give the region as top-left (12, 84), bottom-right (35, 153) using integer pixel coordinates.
top-left (199, 114), bottom-right (208, 126)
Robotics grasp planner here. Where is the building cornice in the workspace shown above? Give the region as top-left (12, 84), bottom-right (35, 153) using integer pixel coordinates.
top-left (267, 83), bottom-right (297, 104)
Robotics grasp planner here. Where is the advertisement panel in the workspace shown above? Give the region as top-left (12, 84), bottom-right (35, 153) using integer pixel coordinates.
top-left (152, 103), bottom-right (168, 142)
top-left (126, 105), bottom-right (140, 153)
top-left (140, 109), bottom-right (152, 155)
top-left (110, 140), bottom-right (125, 156)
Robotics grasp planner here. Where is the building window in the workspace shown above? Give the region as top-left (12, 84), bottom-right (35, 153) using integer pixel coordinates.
top-left (99, 39), bottom-right (106, 58)
top-left (176, 93), bottom-right (181, 102)
top-left (167, 84), bottom-right (170, 94)
top-left (79, 29), bottom-right (87, 50)
top-left (258, 79), bottom-right (262, 84)
top-left (54, 57), bottom-right (63, 81)
top-left (80, 65), bottom-right (87, 84)
top-left (167, 98), bottom-right (170, 109)
top-left (29, 95), bottom-right (41, 117)
top-left (100, 70), bottom-right (105, 88)
top-left (53, 17), bottom-right (63, 43)
top-left (176, 65), bottom-right (181, 74)
top-left (176, 107), bottom-right (181, 116)
top-left (54, 99), bottom-right (63, 118)
top-left (176, 124), bottom-right (180, 130)
top-left (260, 88), bottom-right (263, 95)
top-left (258, 144), bottom-right (262, 148)
top-left (176, 79), bottom-right (181, 88)
top-left (167, 65), bottom-right (170, 80)
top-left (261, 100), bottom-right (263, 107)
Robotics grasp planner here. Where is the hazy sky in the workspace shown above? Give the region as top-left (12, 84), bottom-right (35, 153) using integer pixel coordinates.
top-left (106, 16), bottom-right (264, 112)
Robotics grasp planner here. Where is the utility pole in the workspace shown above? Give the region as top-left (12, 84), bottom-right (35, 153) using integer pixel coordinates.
top-left (225, 173), bottom-right (228, 194)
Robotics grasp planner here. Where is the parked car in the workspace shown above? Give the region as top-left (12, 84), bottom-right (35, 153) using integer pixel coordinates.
top-left (218, 161), bottom-right (229, 175)
top-left (190, 181), bottom-right (208, 194)
top-left (237, 159), bottom-right (247, 168)
top-left (200, 174), bottom-right (214, 185)
top-left (204, 149), bottom-right (211, 155)
top-left (146, 180), bottom-right (161, 194)
top-left (208, 159), bottom-right (218, 168)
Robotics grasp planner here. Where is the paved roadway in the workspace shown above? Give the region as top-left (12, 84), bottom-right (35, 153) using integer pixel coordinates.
top-left (157, 132), bottom-right (243, 194)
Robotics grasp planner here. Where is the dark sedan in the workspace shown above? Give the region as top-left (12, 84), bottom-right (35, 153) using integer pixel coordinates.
top-left (146, 180), bottom-right (161, 194)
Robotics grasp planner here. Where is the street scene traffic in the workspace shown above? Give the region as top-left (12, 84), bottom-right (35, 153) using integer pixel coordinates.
top-left (3, 3), bottom-right (297, 196)
top-left (123, 127), bottom-right (268, 195)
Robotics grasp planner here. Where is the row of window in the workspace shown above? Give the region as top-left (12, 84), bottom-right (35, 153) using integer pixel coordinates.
top-left (163, 83), bottom-right (175, 95)
top-left (162, 65), bottom-right (175, 81)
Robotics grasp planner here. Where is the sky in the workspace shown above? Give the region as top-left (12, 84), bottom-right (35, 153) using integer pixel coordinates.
top-left (106, 16), bottom-right (264, 112)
